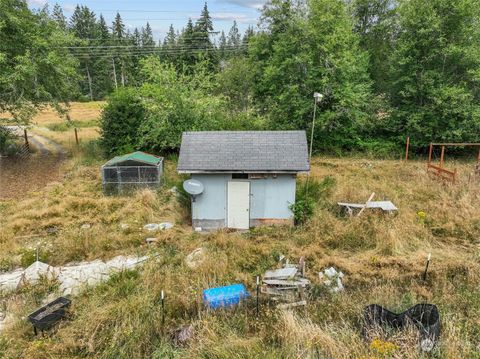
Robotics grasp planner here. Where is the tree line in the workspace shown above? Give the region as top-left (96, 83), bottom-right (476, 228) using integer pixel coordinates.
top-left (2, 0), bottom-right (480, 155)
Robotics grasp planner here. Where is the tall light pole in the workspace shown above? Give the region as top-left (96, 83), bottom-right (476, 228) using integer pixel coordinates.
top-left (309, 92), bottom-right (323, 161)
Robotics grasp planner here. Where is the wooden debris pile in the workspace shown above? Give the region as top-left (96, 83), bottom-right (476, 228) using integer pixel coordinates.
top-left (261, 257), bottom-right (310, 308)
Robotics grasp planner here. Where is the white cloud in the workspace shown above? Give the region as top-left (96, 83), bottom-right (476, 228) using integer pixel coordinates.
top-left (27, 0), bottom-right (47, 7)
top-left (217, 0), bottom-right (266, 10)
top-left (62, 3), bottom-right (77, 12)
top-left (211, 12), bottom-right (257, 24)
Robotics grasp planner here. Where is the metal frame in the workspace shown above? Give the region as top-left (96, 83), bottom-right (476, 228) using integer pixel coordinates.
top-left (427, 143), bottom-right (480, 183)
top-left (101, 162), bottom-right (163, 194)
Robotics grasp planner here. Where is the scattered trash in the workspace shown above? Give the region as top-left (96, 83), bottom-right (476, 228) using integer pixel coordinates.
top-left (319, 267), bottom-right (345, 293)
top-left (143, 222), bottom-right (174, 231)
top-left (146, 238), bottom-right (159, 244)
top-left (363, 303), bottom-right (440, 352)
top-left (120, 223), bottom-right (130, 230)
top-left (171, 324), bottom-right (194, 347)
top-left (46, 226), bottom-right (58, 235)
top-left (144, 223), bottom-right (159, 231)
top-left (0, 255), bottom-right (151, 295)
top-left (261, 257), bottom-right (310, 305)
top-left (81, 223), bottom-right (91, 230)
top-left (194, 227), bottom-right (202, 232)
top-left (338, 192), bottom-right (397, 217)
top-left (203, 284), bottom-right (250, 309)
top-left (169, 186), bottom-right (179, 195)
top-left (185, 248), bottom-right (206, 269)
top-left (27, 297), bottom-right (71, 335)
top-left (159, 222), bottom-right (174, 230)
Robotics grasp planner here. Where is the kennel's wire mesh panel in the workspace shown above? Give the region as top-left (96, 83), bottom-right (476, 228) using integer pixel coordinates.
top-left (101, 164), bottom-right (163, 194)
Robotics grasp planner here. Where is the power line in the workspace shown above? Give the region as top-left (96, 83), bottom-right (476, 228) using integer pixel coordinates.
top-left (71, 47), bottom-right (247, 59)
top-left (63, 43), bottom-right (247, 50)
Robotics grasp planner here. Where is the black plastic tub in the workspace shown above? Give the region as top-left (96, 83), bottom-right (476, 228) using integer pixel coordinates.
top-left (27, 297), bottom-right (71, 335)
top-left (363, 303), bottom-right (440, 352)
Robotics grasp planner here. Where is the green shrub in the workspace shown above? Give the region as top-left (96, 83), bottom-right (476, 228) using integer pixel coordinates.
top-left (100, 88), bottom-right (147, 156)
top-left (291, 176), bottom-right (336, 224)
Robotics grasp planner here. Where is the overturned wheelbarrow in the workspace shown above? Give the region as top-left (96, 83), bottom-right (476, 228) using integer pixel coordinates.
top-left (363, 303), bottom-right (440, 352)
top-left (27, 297), bottom-right (71, 335)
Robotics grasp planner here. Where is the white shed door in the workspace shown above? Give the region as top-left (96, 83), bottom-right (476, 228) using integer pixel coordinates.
top-left (227, 181), bottom-right (250, 229)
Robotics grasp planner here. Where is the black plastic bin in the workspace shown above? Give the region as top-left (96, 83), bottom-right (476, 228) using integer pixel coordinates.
top-left (27, 297), bottom-right (71, 335)
top-left (363, 303), bottom-right (440, 352)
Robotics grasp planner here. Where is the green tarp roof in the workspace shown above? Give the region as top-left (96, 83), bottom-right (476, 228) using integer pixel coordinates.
top-left (104, 151), bottom-right (162, 166)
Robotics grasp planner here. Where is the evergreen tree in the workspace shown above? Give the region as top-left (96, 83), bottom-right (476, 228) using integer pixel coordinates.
top-left (97, 14), bottom-right (110, 41)
top-left (163, 24), bottom-right (177, 48)
top-left (52, 3), bottom-right (67, 30)
top-left (162, 24), bottom-right (178, 63)
top-left (141, 22), bottom-right (155, 47)
top-left (192, 2), bottom-right (217, 67)
top-left (178, 19), bottom-right (197, 68)
top-left (94, 14), bottom-right (114, 98)
top-left (133, 28), bottom-right (141, 47)
top-left (218, 30), bottom-right (227, 59)
top-left (70, 5), bottom-right (98, 100)
top-left (227, 21), bottom-right (241, 48)
top-left (112, 12), bottom-right (126, 39)
top-left (194, 2), bottom-right (214, 49)
top-left (111, 13), bottom-right (129, 86)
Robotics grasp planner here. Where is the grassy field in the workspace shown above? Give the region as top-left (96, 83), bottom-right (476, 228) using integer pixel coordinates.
top-left (1, 157), bottom-right (479, 357)
top-left (1, 103), bottom-right (480, 358)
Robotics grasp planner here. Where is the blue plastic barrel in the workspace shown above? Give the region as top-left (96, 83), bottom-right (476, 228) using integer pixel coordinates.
top-left (203, 284), bottom-right (250, 309)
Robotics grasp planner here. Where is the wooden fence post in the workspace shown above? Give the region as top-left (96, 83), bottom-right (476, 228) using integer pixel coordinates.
top-left (440, 146), bottom-right (445, 168)
top-left (23, 129), bottom-right (29, 150)
top-left (74, 128), bottom-right (79, 146)
top-left (428, 143), bottom-right (433, 165)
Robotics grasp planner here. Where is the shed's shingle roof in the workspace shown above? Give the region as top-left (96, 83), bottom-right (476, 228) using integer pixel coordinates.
top-left (177, 131), bottom-right (309, 173)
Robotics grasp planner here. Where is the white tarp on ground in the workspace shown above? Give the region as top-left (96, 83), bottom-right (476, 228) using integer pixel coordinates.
top-left (0, 255), bottom-right (150, 295)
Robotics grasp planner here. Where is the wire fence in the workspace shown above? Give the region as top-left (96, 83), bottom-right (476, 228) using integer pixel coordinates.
top-left (102, 164), bottom-right (163, 194)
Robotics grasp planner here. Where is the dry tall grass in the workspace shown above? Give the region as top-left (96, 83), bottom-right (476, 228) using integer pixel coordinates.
top-left (0, 156), bottom-right (479, 358)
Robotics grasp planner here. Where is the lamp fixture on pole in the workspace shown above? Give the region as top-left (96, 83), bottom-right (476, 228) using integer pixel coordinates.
top-left (309, 92), bottom-right (323, 161)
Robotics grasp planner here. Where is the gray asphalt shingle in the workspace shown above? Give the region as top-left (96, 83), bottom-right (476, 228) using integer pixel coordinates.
top-left (177, 131), bottom-right (310, 172)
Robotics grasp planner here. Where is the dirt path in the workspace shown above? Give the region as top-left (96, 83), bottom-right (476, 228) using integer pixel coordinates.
top-left (0, 126), bottom-right (67, 200)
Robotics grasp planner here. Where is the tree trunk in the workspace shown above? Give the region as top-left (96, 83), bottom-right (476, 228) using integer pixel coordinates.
top-left (120, 61), bottom-right (125, 87)
top-left (112, 58), bottom-right (118, 90)
top-left (86, 65), bottom-right (93, 101)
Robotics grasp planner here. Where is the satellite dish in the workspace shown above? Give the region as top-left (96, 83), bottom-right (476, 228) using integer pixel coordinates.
top-left (183, 179), bottom-right (204, 196)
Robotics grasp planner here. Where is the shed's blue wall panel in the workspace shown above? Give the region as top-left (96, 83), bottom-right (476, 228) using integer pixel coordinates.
top-left (191, 174), bottom-right (295, 224)
top-left (250, 175), bottom-right (296, 219)
top-left (191, 174), bottom-right (230, 223)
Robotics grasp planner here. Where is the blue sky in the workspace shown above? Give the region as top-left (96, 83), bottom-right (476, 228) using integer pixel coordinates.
top-left (28, 0), bottom-right (266, 42)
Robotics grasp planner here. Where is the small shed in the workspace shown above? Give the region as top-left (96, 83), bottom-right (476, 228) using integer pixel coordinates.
top-left (102, 151), bottom-right (164, 194)
top-left (177, 131), bottom-right (309, 230)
